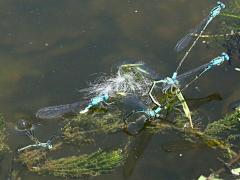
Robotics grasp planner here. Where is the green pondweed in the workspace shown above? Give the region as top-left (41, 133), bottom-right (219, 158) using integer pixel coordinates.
top-left (17, 109), bottom-right (240, 178)
top-left (221, 0), bottom-right (240, 22)
top-left (19, 148), bottom-right (126, 178)
top-left (62, 110), bottom-right (124, 145)
top-left (146, 110), bottom-right (239, 158)
top-left (204, 110), bottom-right (240, 144)
top-left (17, 109), bottom-right (127, 178)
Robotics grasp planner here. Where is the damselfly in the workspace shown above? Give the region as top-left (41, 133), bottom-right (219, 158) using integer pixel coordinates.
top-left (36, 93), bottom-right (109, 119)
top-left (36, 63), bottom-right (155, 119)
top-left (124, 92), bottom-right (223, 135)
top-left (18, 136), bottom-right (54, 152)
top-left (15, 119), bottom-right (55, 152)
top-left (122, 95), bottom-right (163, 135)
top-left (149, 52), bottom-right (230, 107)
top-left (175, 1), bottom-right (225, 53)
top-left (175, 1), bottom-right (225, 73)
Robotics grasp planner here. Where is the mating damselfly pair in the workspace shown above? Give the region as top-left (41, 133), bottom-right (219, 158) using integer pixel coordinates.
top-left (33, 50), bottom-right (229, 135)
top-left (18, 1), bottom-right (231, 150)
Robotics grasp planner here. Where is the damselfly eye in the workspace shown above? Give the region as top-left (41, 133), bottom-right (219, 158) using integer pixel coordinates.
top-left (15, 119), bottom-right (33, 132)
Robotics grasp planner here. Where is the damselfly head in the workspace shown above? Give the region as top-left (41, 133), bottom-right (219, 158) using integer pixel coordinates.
top-left (210, 1), bottom-right (225, 18)
top-left (217, 1), bottom-right (225, 9)
top-left (15, 119), bottom-right (33, 132)
top-left (221, 52), bottom-right (230, 61)
top-left (221, 52), bottom-right (232, 65)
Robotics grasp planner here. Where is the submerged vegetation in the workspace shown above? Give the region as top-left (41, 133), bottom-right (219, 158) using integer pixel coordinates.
top-left (62, 110), bottom-right (124, 145)
top-left (0, 114), bottom-right (9, 154)
top-left (199, 0), bottom-right (240, 59)
top-left (14, 108), bottom-right (240, 178)
top-left (19, 148), bottom-right (125, 178)
top-left (16, 110), bottom-right (126, 178)
top-left (221, 0), bottom-right (240, 27)
top-left (204, 110), bottom-right (240, 144)
top-left (37, 149), bottom-right (125, 178)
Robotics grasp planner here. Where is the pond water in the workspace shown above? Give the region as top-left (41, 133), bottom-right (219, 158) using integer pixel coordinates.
top-left (0, 0), bottom-right (239, 179)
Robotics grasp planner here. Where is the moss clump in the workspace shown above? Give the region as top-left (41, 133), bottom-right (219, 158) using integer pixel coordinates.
top-left (204, 111), bottom-right (240, 143)
top-left (62, 111), bottom-right (124, 145)
top-left (0, 114), bottom-right (9, 153)
top-left (32, 149), bottom-right (125, 178)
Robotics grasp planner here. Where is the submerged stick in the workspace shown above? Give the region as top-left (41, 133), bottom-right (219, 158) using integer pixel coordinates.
top-left (204, 153), bottom-right (240, 179)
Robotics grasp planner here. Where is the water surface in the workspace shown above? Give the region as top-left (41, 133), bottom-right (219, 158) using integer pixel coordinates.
top-left (0, 0), bottom-right (239, 179)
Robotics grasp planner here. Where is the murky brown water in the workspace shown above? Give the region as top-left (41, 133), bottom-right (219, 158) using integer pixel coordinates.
top-left (0, 0), bottom-right (239, 179)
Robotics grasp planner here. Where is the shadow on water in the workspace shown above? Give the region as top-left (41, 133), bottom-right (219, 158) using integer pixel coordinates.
top-left (0, 0), bottom-right (239, 179)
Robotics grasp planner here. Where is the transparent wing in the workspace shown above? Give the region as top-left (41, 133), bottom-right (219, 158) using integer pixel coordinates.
top-left (36, 101), bottom-right (86, 119)
top-left (176, 62), bottom-right (210, 82)
top-left (121, 95), bottom-right (148, 112)
top-left (175, 32), bottom-right (193, 53)
top-left (174, 17), bottom-right (209, 52)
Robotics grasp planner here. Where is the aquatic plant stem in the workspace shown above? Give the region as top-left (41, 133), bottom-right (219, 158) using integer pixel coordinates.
top-left (221, 13), bottom-right (240, 20)
top-left (175, 89), bottom-right (193, 128)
